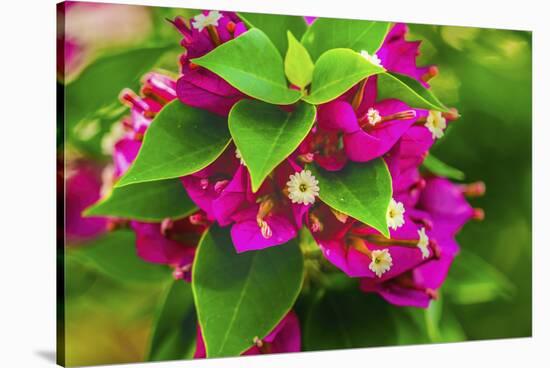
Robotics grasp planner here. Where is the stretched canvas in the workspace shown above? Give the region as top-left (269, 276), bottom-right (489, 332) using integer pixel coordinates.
top-left (57, 1), bottom-right (532, 366)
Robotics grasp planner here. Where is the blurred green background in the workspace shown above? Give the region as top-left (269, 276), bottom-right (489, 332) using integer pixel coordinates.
top-left (61, 4), bottom-right (532, 366)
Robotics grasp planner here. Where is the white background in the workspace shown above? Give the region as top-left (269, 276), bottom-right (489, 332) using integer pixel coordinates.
top-left (0, 0), bottom-right (547, 367)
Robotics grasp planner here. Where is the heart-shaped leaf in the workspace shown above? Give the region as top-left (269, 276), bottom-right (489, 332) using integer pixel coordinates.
top-left (308, 160), bottom-right (392, 237)
top-left (377, 72), bottom-right (448, 111)
top-left (85, 179), bottom-right (196, 221)
top-left (303, 48), bottom-right (385, 105)
top-left (70, 230), bottom-right (171, 283)
top-left (117, 100), bottom-right (230, 187)
top-left (229, 100), bottom-right (316, 192)
top-left (284, 31), bottom-right (314, 89)
top-left (147, 281), bottom-right (197, 361)
top-left (192, 225), bottom-right (303, 358)
top-left (192, 28), bottom-right (302, 105)
top-left (301, 18), bottom-right (391, 61)
top-left (422, 154), bottom-right (465, 181)
top-left (238, 12), bottom-right (307, 56)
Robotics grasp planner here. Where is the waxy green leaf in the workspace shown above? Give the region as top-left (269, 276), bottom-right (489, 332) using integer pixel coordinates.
top-left (117, 101), bottom-right (230, 187)
top-left (301, 18), bottom-right (391, 61)
top-left (192, 225), bottom-right (304, 358)
top-left (303, 48), bottom-right (385, 105)
top-left (147, 281), bottom-right (197, 361)
top-left (84, 179), bottom-right (196, 222)
top-left (238, 12), bottom-right (307, 56)
top-left (229, 100), bottom-right (316, 192)
top-left (377, 72), bottom-right (449, 111)
top-left (70, 230), bottom-right (171, 283)
top-left (304, 289), bottom-right (395, 350)
top-left (309, 160), bottom-right (392, 237)
top-left (284, 31), bottom-right (315, 89)
top-left (422, 154), bottom-right (465, 180)
top-left (192, 29), bottom-right (302, 105)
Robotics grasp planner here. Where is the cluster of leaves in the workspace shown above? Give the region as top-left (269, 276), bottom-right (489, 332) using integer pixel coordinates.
top-left (66, 11), bottom-right (517, 361)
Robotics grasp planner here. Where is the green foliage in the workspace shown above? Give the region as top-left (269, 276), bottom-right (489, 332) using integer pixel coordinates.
top-left (192, 225), bottom-right (304, 357)
top-left (84, 179), bottom-right (196, 221)
top-left (284, 31), bottom-right (314, 89)
top-left (301, 18), bottom-right (390, 61)
top-left (445, 249), bottom-right (516, 304)
top-left (117, 101), bottom-right (230, 187)
top-left (70, 230), bottom-right (172, 283)
top-left (303, 48), bottom-right (384, 104)
top-left (147, 281), bottom-right (197, 361)
top-left (66, 45), bottom-right (174, 156)
top-left (229, 100), bottom-right (316, 192)
top-left (422, 154), bottom-right (465, 180)
top-left (304, 290), bottom-right (396, 350)
top-left (192, 29), bottom-right (302, 105)
top-left (377, 72), bottom-right (448, 111)
top-left (238, 12), bottom-right (307, 56)
top-left (309, 160), bottom-right (392, 237)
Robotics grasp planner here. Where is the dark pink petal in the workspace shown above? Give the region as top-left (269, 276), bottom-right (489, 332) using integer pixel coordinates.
top-left (230, 206), bottom-right (297, 253)
top-left (360, 278), bottom-right (431, 308)
top-left (113, 137), bottom-right (141, 177)
top-left (132, 221), bottom-right (196, 265)
top-left (317, 101), bottom-right (360, 133)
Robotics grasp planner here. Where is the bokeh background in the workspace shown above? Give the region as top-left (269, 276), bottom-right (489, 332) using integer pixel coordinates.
top-left (60, 3), bottom-right (532, 366)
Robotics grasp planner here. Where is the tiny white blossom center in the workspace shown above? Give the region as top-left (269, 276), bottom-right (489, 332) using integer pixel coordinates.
top-left (287, 170), bottom-right (320, 205)
top-left (192, 10), bottom-right (223, 32)
top-left (235, 148), bottom-right (246, 166)
top-left (367, 108), bottom-right (382, 126)
top-left (369, 249), bottom-right (393, 278)
top-left (425, 110), bottom-right (447, 139)
top-left (417, 227), bottom-right (430, 259)
top-left (360, 50), bottom-right (383, 68)
top-left (386, 198), bottom-right (405, 230)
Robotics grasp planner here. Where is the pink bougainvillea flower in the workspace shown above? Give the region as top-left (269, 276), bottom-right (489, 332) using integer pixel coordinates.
top-left (311, 78), bottom-right (425, 167)
top-left (65, 161), bottom-right (107, 242)
top-left (171, 11), bottom-right (248, 116)
top-left (131, 214), bottom-right (209, 281)
top-left (194, 311), bottom-right (301, 358)
top-left (376, 23), bottom-right (436, 87)
top-left (357, 176), bottom-right (483, 307)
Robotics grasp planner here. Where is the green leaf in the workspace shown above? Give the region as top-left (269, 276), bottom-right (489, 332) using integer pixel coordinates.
top-left (304, 289), bottom-right (395, 350)
top-left (66, 45), bottom-right (173, 130)
top-left (303, 48), bottom-right (385, 105)
top-left (301, 18), bottom-right (391, 61)
top-left (192, 29), bottom-right (302, 105)
top-left (422, 154), bottom-right (465, 180)
top-left (192, 225), bottom-right (304, 357)
top-left (284, 31), bottom-right (315, 89)
top-left (377, 72), bottom-right (449, 111)
top-left (229, 100), bottom-right (316, 192)
top-left (84, 179), bottom-right (196, 222)
top-left (70, 230), bottom-right (171, 283)
top-left (445, 249), bottom-right (516, 304)
top-left (117, 101), bottom-right (230, 187)
top-left (147, 281), bottom-right (197, 361)
top-left (238, 12), bottom-right (307, 56)
top-left (308, 160), bottom-right (392, 237)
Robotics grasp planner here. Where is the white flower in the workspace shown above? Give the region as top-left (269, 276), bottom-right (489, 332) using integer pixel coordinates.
top-left (235, 148), bottom-right (246, 166)
top-left (425, 110), bottom-right (447, 139)
top-left (367, 108), bottom-right (382, 126)
top-left (191, 10), bottom-right (223, 32)
top-left (369, 249), bottom-right (393, 278)
top-left (386, 198), bottom-right (405, 230)
top-left (417, 227), bottom-right (430, 259)
top-left (360, 50), bottom-right (383, 68)
top-left (286, 170), bottom-right (320, 205)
